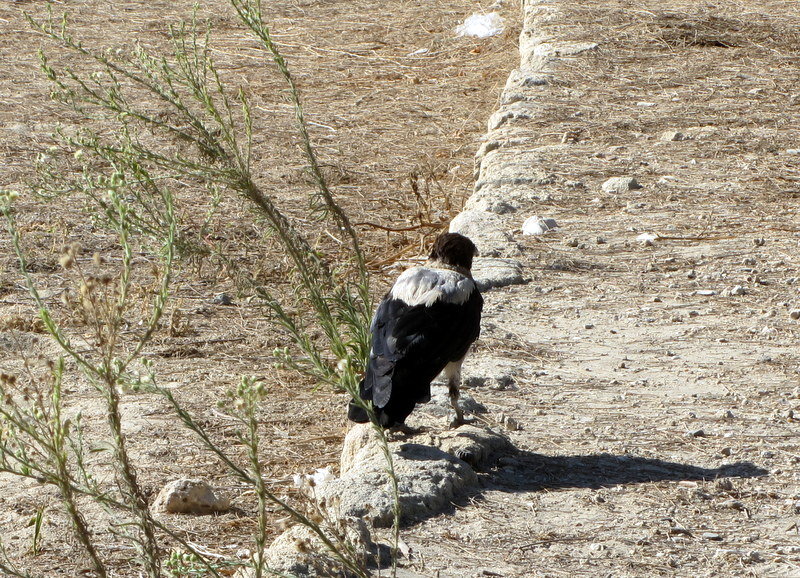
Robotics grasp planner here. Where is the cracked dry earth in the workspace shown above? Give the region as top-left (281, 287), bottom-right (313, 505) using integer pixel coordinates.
top-left (396, 1), bottom-right (800, 577)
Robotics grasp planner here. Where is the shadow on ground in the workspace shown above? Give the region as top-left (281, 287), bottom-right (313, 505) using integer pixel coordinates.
top-left (487, 451), bottom-right (769, 492)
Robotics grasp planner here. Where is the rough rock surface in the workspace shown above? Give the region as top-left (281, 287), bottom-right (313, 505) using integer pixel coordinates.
top-left (321, 421), bottom-right (479, 528)
top-left (152, 479), bottom-right (229, 514)
top-left (448, 210), bottom-right (520, 257)
top-left (601, 176), bottom-right (642, 193)
top-left (471, 257), bottom-right (525, 291)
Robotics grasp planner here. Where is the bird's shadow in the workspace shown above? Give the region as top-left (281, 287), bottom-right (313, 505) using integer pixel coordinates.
top-left (481, 449), bottom-right (768, 493)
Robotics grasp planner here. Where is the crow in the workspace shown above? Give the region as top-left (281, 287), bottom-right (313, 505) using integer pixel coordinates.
top-left (348, 232), bottom-right (483, 428)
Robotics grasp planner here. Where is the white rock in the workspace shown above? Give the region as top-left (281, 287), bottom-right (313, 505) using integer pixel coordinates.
top-left (636, 233), bottom-right (658, 244)
top-left (522, 215), bottom-right (558, 235)
top-left (660, 130), bottom-right (687, 141)
top-left (471, 257), bottom-right (524, 291)
top-left (318, 441), bottom-right (478, 527)
top-left (603, 177), bottom-right (642, 193)
top-left (153, 479), bottom-right (229, 514)
top-left (243, 516), bottom-right (379, 578)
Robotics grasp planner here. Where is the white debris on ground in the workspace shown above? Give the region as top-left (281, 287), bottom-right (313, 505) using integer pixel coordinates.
top-left (521, 215), bottom-right (558, 235)
top-left (455, 12), bottom-right (504, 38)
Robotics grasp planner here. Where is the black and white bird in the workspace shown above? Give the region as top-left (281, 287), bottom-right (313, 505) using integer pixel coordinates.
top-left (348, 232), bottom-right (483, 429)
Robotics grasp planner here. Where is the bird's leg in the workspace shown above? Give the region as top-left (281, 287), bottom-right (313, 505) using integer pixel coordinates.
top-left (444, 361), bottom-right (466, 427)
top-left (387, 423), bottom-right (423, 438)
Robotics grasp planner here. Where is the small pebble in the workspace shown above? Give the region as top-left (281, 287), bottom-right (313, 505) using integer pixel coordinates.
top-left (720, 447), bottom-right (732, 457)
top-left (603, 176), bottom-right (642, 193)
top-left (730, 285), bottom-right (746, 296)
top-left (661, 130), bottom-right (686, 142)
top-left (702, 532), bottom-right (723, 541)
top-left (790, 310), bottom-right (800, 320)
top-left (213, 293), bottom-right (234, 306)
top-left (584, 323), bottom-right (595, 329)
top-left (747, 551), bottom-right (763, 563)
top-left (716, 479), bottom-right (735, 491)
top-left (721, 410), bottom-right (735, 419)
top-left (688, 429), bottom-right (705, 438)
top-left (566, 237), bottom-right (580, 248)
top-left (722, 499), bottom-right (745, 511)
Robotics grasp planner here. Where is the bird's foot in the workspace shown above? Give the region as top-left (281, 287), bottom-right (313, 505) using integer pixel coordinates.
top-left (448, 414), bottom-right (476, 428)
top-left (387, 423), bottom-right (424, 439)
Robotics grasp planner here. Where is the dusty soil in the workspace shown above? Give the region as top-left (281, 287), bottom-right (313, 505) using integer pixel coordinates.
top-left (0, 0), bottom-right (517, 575)
top-left (1, 0), bottom-right (800, 576)
top-left (400, 1), bottom-right (800, 576)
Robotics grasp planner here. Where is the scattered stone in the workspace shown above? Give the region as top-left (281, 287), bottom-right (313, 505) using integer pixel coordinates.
top-left (471, 258), bottom-right (525, 292)
top-left (721, 410), bottom-right (735, 419)
top-left (730, 285), bottom-right (747, 296)
top-left (637, 233), bottom-right (658, 245)
top-left (596, 236), bottom-right (607, 244)
top-left (498, 413), bottom-right (522, 431)
top-left (722, 499), bottom-right (746, 511)
top-left (702, 532), bottom-right (723, 541)
top-left (688, 429), bottom-right (706, 438)
top-left (153, 479), bottom-right (230, 514)
top-left (747, 551), bottom-right (764, 563)
top-left (212, 293), bottom-right (234, 306)
top-left (720, 447), bottom-right (732, 457)
top-left (602, 176), bottom-right (642, 194)
top-left (252, 517), bottom-right (381, 578)
top-left (790, 310), bottom-right (800, 320)
top-left (695, 290), bottom-right (718, 296)
top-left (320, 431), bottom-right (479, 527)
top-left (584, 323), bottom-right (594, 329)
top-left (753, 237), bottom-right (766, 247)
top-left (661, 130), bottom-right (687, 141)
top-left (566, 237), bottom-right (580, 247)
top-left (522, 215), bottom-right (558, 235)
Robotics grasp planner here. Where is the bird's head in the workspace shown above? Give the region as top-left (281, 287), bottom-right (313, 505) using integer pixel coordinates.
top-left (429, 232), bottom-right (479, 271)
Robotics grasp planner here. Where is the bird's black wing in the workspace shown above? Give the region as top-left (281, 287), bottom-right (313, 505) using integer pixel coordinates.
top-left (358, 286), bottom-right (482, 425)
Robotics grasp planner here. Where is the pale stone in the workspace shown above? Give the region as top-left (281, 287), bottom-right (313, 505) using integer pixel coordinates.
top-left (153, 479), bottom-right (229, 514)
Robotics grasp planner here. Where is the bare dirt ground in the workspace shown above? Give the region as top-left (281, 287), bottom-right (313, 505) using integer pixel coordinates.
top-left (1, 0), bottom-right (800, 576)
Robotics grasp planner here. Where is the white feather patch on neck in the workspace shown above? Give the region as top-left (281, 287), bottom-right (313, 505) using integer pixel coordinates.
top-left (389, 265), bottom-right (475, 307)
